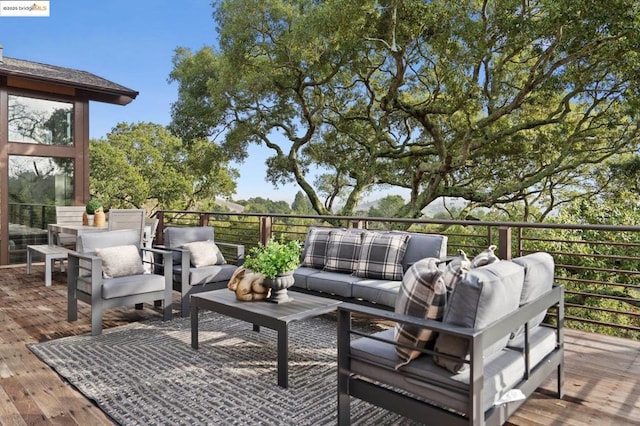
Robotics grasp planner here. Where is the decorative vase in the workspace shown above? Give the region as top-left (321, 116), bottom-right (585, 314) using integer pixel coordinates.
top-left (86, 214), bottom-right (94, 226)
top-left (262, 271), bottom-right (295, 304)
top-left (94, 210), bottom-right (106, 227)
top-left (82, 211), bottom-right (89, 225)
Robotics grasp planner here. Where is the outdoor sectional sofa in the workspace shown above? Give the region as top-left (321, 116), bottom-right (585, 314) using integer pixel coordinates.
top-left (336, 251), bottom-right (564, 425)
top-left (292, 227), bottom-right (448, 307)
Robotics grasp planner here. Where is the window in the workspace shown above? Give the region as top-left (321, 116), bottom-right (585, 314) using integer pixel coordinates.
top-left (8, 155), bottom-right (74, 263)
top-left (8, 95), bottom-right (74, 146)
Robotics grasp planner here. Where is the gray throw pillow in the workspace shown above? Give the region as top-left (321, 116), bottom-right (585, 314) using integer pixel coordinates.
top-left (182, 240), bottom-right (226, 267)
top-left (95, 245), bottom-right (145, 278)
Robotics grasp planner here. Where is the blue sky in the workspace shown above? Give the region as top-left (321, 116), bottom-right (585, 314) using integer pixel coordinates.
top-left (1, 0), bottom-right (303, 202)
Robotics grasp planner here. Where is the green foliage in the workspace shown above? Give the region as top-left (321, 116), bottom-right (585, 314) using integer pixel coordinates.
top-left (89, 122), bottom-right (237, 212)
top-left (85, 199), bottom-right (103, 214)
top-left (368, 195), bottom-right (405, 218)
top-left (170, 0), bottom-right (640, 219)
top-left (243, 238), bottom-right (303, 279)
top-left (291, 191), bottom-right (315, 215)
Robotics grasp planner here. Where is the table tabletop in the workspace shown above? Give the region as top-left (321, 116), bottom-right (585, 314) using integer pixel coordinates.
top-left (192, 288), bottom-right (342, 324)
top-left (47, 223), bottom-right (107, 245)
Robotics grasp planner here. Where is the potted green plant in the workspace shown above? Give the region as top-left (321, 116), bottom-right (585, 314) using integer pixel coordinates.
top-left (243, 238), bottom-right (303, 303)
top-left (83, 199), bottom-right (104, 226)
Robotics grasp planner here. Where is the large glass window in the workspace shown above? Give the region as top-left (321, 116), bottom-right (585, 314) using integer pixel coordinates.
top-left (8, 95), bottom-right (74, 145)
top-left (8, 156), bottom-right (74, 264)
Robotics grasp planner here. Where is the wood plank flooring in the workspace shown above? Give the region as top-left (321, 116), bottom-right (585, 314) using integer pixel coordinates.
top-left (1, 264), bottom-right (639, 425)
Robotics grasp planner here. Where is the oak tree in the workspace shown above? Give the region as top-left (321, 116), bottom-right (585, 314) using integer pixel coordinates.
top-left (170, 0), bottom-right (640, 219)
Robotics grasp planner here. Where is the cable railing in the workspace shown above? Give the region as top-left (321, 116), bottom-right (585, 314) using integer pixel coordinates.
top-left (164, 210), bottom-right (640, 340)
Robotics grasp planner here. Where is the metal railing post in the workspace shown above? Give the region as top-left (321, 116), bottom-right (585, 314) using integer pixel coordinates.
top-left (156, 211), bottom-right (165, 245)
top-left (199, 213), bottom-right (210, 227)
top-left (260, 216), bottom-right (272, 245)
top-left (352, 220), bottom-right (365, 229)
top-left (498, 226), bottom-right (512, 260)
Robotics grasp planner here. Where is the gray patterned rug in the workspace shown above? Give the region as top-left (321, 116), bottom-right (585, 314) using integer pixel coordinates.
top-left (29, 311), bottom-right (410, 425)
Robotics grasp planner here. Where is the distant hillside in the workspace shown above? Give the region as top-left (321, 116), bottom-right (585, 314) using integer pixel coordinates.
top-left (215, 198), bottom-right (245, 213)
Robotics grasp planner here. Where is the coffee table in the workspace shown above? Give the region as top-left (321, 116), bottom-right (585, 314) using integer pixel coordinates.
top-left (191, 289), bottom-right (342, 388)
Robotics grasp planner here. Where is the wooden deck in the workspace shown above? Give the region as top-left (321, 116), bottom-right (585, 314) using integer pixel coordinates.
top-left (1, 264), bottom-right (639, 425)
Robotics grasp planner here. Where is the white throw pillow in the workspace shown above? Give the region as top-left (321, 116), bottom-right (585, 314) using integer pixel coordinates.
top-left (182, 240), bottom-right (226, 267)
top-left (95, 245), bottom-right (145, 278)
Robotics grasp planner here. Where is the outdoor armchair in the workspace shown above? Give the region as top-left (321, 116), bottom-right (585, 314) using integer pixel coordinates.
top-left (158, 226), bottom-right (245, 317)
top-left (67, 228), bottom-right (173, 335)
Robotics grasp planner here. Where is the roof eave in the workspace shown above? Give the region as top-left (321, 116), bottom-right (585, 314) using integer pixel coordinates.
top-left (0, 69), bottom-right (139, 105)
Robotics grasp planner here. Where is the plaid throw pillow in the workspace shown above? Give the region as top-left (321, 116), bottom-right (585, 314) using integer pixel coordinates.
top-left (394, 257), bottom-right (448, 366)
top-left (323, 230), bottom-right (363, 273)
top-left (442, 250), bottom-right (471, 295)
top-left (354, 232), bottom-right (410, 281)
top-left (301, 228), bottom-right (332, 269)
top-left (471, 244), bottom-right (499, 268)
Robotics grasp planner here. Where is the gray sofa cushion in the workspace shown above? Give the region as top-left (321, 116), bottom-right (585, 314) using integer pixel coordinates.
top-left (293, 266), bottom-right (322, 290)
top-left (324, 230), bottom-right (363, 273)
top-left (164, 226), bottom-right (215, 264)
top-left (306, 271), bottom-right (363, 297)
top-left (351, 279), bottom-right (400, 308)
top-left (434, 260), bottom-right (525, 373)
top-left (351, 329), bottom-right (526, 413)
top-left (393, 257), bottom-right (447, 365)
top-left (400, 233), bottom-right (448, 271)
top-left (301, 227), bottom-right (332, 268)
top-left (511, 252), bottom-right (555, 337)
top-left (354, 232), bottom-right (410, 281)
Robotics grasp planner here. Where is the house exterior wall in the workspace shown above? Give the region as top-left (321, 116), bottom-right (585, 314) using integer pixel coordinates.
top-left (0, 77), bottom-right (89, 264)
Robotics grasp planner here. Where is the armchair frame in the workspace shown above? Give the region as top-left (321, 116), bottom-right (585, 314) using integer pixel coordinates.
top-left (67, 246), bottom-right (173, 335)
top-left (337, 285), bottom-right (564, 426)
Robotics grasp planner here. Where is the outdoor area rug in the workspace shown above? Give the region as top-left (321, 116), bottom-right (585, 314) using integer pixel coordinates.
top-left (29, 311), bottom-right (416, 425)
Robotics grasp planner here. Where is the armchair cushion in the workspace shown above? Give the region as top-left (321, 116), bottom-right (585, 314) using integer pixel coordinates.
top-left (351, 329), bottom-right (527, 413)
top-left (164, 226), bottom-right (215, 264)
top-left (434, 260), bottom-right (524, 373)
top-left (354, 232), bottom-right (410, 281)
top-left (76, 273), bottom-right (166, 299)
top-left (95, 245), bottom-right (144, 278)
top-left (511, 252), bottom-right (554, 338)
top-left (182, 240), bottom-right (226, 267)
top-left (173, 263), bottom-right (238, 286)
top-left (324, 230), bottom-right (363, 273)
